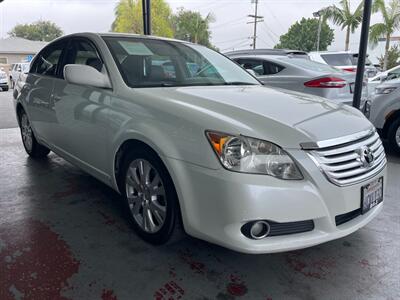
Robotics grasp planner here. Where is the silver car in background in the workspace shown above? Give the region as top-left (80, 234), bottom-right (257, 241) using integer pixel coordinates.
top-left (369, 78), bottom-right (400, 153)
top-left (226, 51), bottom-right (366, 107)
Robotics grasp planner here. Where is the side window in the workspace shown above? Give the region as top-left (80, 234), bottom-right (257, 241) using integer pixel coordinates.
top-left (33, 41), bottom-right (66, 77)
top-left (236, 59), bottom-right (264, 76)
top-left (263, 61), bottom-right (284, 75)
top-left (63, 39), bottom-right (103, 73)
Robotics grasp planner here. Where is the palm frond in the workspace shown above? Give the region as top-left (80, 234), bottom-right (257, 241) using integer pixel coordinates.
top-left (322, 5), bottom-right (345, 25)
top-left (369, 22), bottom-right (387, 46)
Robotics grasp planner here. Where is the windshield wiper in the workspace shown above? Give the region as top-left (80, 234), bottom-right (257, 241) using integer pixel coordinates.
top-left (223, 82), bottom-right (258, 86)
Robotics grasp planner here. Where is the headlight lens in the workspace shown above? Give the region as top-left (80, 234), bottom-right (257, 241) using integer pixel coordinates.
top-left (375, 87), bottom-right (397, 94)
top-left (206, 131), bottom-right (303, 180)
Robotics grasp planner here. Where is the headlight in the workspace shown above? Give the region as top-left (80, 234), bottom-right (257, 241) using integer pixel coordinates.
top-left (375, 87), bottom-right (397, 94)
top-left (206, 131), bottom-right (303, 180)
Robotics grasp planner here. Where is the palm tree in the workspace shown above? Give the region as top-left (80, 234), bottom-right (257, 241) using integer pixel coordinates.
top-left (322, 0), bottom-right (364, 51)
top-left (369, 0), bottom-right (400, 70)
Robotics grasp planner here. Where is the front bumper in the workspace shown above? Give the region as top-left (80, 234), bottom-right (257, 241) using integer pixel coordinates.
top-left (164, 149), bottom-right (386, 254)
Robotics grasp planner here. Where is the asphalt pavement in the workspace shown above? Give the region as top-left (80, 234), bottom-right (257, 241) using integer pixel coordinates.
top-left (0, 90), bottom-right (18, 129)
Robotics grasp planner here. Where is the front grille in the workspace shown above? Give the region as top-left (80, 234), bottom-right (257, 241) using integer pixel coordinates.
top-left (307, 130), bottom-right (386, 186)
top-left (268, 220), bottom-right (315, 236)
top-left (335, 208), bottom-right (361, 226)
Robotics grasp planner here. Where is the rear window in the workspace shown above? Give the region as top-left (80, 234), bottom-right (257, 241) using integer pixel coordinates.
top-left (279, 57), bottom-right (341, 73)
top-left (321, 54), bottom-right (353, 66)
top-left (321, 53), bottom-right (372, 66)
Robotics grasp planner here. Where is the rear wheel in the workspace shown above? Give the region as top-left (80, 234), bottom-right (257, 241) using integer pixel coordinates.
top-left (19, 110), bottom-right (50, 158)
top-left (388, 117), bottom-right (400, 154)
top-left (120, 147), bottom-right (183, 244)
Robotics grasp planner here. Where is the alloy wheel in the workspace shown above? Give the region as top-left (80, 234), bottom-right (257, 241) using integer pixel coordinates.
top-left (396, 125), bottom-right (400, 147)
top-left (21, 114), bottom-right (33, 152)
top-left (125, 159), bottom-right (167, 233)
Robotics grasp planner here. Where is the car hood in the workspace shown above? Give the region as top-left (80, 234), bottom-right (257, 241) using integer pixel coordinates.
top-left (137, 85), bottom-right (372, 149)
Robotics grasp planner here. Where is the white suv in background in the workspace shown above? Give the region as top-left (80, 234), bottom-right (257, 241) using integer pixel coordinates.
top-left (9, 62), bottom-right (30, 89)
top-left (309, 51), bottom-right (378, 78)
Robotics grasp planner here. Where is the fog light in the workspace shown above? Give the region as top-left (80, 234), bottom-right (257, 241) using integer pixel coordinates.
top-left (250, 221), bottom-right (270, 239)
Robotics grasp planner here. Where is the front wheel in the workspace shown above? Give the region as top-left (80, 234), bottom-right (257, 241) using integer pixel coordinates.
top-left (19, 110), bottom-right (50, 158)
top-left (388, 117), bottom-right (400, 154)
top-left (120, 148), bottom-right (182, 244)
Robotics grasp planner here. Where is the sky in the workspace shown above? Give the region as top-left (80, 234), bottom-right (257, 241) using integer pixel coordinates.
top-left (0, 0), bottom-right (396, 61)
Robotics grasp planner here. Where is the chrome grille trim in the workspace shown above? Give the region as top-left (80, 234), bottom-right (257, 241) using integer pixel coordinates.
top-left (306, 130), bottom-right (387, 186)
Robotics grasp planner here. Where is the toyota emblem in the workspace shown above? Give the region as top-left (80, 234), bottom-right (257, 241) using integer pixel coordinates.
top-left (358, 146), bottom-right (374, 168)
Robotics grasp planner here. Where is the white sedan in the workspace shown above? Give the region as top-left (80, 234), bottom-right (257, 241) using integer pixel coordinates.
top-left (14, 33), bottom-right (387, 253)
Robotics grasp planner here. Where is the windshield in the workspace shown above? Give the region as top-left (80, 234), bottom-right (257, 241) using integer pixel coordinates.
top-left (103, 36), bottom-right (260, 88)
top-left (279, 57), bottom-right (342, 73)
top-left (21, 63), bottom-right (30, 72)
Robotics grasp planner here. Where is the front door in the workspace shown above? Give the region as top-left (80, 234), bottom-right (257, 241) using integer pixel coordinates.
top-left (52, 38), bottom-right (111, 176)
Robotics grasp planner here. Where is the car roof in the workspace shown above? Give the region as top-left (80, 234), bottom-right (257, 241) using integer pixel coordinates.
top-left (51, 32), bottom-right (194, 45)
top-left (224, 48), bottom-right (309, 56)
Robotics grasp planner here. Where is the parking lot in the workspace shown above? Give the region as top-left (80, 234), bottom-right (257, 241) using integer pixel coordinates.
top-left (0, 89), bottom-right (399, 299)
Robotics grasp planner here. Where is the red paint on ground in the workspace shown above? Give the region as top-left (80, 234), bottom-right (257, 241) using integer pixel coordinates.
top-left (102, 289), bottom-right (118, 300)
top-left (285, 251), bottom-right (336, 279)
top-left (180, 251), bottom-right (205, 274)
top-left (0, 219), bottom-right (80, 299)
top-left (226, 273), bottom-right (248, 297)
top-left (153, 280), bottom-right (185, 300)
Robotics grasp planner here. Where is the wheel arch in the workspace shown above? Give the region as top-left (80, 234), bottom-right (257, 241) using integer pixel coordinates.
top-left (113, 137), bottom-right (186, 229)
top-left (15, 102), bottom-right (25, 126)
top-left (382, 109), bottom-right (400, 138)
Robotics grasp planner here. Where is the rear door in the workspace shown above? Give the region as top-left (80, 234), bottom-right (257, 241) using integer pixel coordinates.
top-left (235, 58), bottom-right (286, 86)
top-left (23, 39), bottom-right (67, 142)
top-left (52, 37), bottom-right (111, 176)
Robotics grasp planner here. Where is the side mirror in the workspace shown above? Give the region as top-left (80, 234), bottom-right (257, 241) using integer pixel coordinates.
top-left (64, 64), bottom-right (111, 89)
top-left (380, 75), bottom-right (387, 83)
top-left (246, 69), bottom-right (257, 77)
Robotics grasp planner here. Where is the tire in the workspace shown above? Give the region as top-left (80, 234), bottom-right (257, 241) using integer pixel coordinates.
top-left (120, 147), bottom-right (183, 245)
top-left (19, 110), bottom-right (50, 158)
top-left (388, 117), bottom-right (400, 154)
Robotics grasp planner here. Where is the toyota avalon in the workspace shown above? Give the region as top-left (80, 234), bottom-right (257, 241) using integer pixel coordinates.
top-left (14, 33), bottom-right (387, 253)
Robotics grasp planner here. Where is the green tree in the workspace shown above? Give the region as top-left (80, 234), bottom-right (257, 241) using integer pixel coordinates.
top-left (369, 0), bottom-right (400, 70)
top-left (322, 0), bottom-right (364, 51)
top-left (274, 18), bottom-right (334, 52)
top-left (8, 20), bottom-right (63, 42)
top-left (111, 0), bottom-right (174, 38)
top-left (171, 8), bottom-right (215, 47)
top-left (378, 44), bottom-right (400, 69)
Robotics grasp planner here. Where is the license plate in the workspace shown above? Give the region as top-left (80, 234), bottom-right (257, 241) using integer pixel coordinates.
top-left (361, 177), bottom-right (383, 214)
